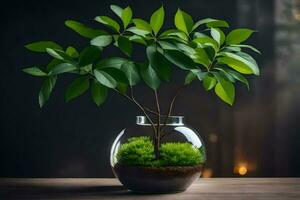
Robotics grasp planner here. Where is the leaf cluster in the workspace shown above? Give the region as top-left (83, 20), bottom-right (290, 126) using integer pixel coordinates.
top-left (23, 4), bottom-right (261, 107)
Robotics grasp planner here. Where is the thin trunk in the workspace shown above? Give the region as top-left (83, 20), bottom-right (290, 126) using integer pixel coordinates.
top-left (114, 86), bottom-right (186, 160)
top-left (154, 136), bottom-right (160, 160)
top-left (154, 90), bottom-right (161, 160)
top-left (161, 85), bottom-right (186, 135)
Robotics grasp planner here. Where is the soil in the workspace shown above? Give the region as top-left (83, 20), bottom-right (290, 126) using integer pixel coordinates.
top-left (113, 163), bottom-right (204, 193)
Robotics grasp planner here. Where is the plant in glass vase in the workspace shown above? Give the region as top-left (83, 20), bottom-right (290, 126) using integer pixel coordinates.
top-left (22, 4), bottom-right (260, 193)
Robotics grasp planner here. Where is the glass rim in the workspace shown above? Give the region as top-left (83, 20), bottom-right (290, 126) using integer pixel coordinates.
top-left (136, 115), bottom-right (185, 126)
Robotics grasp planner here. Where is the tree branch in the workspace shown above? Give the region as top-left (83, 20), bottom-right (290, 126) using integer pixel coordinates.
top-left (113, 88), bottom-right (157, 134)
top-left (161, 85), bottom-right (186, 135)
top-left (114, 89), bottom-right (161, 116)
top-left (129, 87), bottom-right (157, 134)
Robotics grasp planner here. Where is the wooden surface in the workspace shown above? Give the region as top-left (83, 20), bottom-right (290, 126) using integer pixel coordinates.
top-left (0, 178), bottom-right (299, 200)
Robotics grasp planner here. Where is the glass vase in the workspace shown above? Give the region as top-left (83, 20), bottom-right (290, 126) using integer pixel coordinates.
top-left (110, 115), bottom-right (206, 193)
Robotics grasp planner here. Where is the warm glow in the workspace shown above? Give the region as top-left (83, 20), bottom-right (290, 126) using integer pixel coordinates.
top-left (202, 168), bottom-right (213, 178)
top-left (294, 13), bottom-right (300, 21)
top-left (293, 0), bottom-right (300, 21)
top-left (238, 166), bottom-right (248, 176)
top-left (234, 163), bottom-right (249, 176)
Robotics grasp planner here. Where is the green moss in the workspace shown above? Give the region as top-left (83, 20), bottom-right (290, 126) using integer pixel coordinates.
top-left (116, 137), bottom-right (155, 166)
top-left (116, 136), bottom-right (205, 167)
top-left (160, 142), bottom-right (203, 166)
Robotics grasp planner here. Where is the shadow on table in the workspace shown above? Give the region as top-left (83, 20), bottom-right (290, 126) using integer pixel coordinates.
top-left (0, 184), bottom-right (153, 199)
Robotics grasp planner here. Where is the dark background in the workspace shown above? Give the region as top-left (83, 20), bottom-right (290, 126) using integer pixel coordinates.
top-left (1, 0), bottom-right (299, 178)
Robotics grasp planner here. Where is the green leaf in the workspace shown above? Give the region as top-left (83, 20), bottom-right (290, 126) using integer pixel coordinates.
top-left (80, 64), bottom-right (93, 74)
top-left (147, 44), bottom-right (172, 81)
top-left (184, 71), bottom-right (197, 85)
top-left (129, 35), bottom-right (147, 45)
top-left (94, 69), bottom-right (117, 88)
top-left (127, 27), bottom-right (150, 36)
top-left (217, 56), bottom-right (251, 74)
top-left (100, 67), bottom-right (129, 84)
top-left (230, 44), bottom-right (261, 54)
top-left (175, 42), bottom-right (196, 54)
top-left (50, 63), bottom-right (77, 75)
top-left (25, 41), bottom-right (62, 52)
top-left (79, 46), bottom-right (102, 66)
top-left (65, 76), bottom-right (90, 102)
top-left (139, 64), bottom-right (160, 90)
top-left (91, 80), bottom-right (108, 106)
top-left (22, 67), bottom-right (47, 77)
top-left (153, 53), bottom-right (172, 82)
top-left (204, 46), bottom-right (216, 60)
top-left (95, 16), bottom-right (120, 32)
top-left (203, 75), bottom-right (217, 91)
top-left (192, 48), bottom-right (210, 67)
top-left (218, 52), bottom-right (259, 75)
top-left (121, 6), bottom-right (132, 29)
top-left (47, 59), bottom-right (63, 72)
top-left (223, 46), bottom-right (241, 53)
top-left (39, 76), bottom-right (57, 107)
top-left (46, 48), bottom-right (73, 61)
top-left (184, 69), bottom-right (207, 84)
top-left (210, 28), bottom-right (225, 45)
top-left (110, 5), bottom-right (123, 18)
top-left (174, 8), bottom-right (194, 34)
top-left (214, 78), bottom-right (235, 105)
top-left (193, 32), bottom-right (207, 39)
top-left (191, 69), bottom-right (207, 80)
top-left (164, 50), bottom-right (196, 70)
top-left (224, 69), bottom-right (249, 89)
top-left (214, 68), bottom-right (235, 82)
top-left (207, 20), bottom-right (229, 28)
top-left (193, 36), bottom-right (219, 52)
top-left (65, 20), bottom-right (106, 39)
top-left (90, 35), bottom-right (112, 47)
top-left (117, 36), bottom-right (132, 57)
top-left (96, 57), bottom-right (128, 69)
top-left (192, 18), bottom-right (229, 31)
top-left (66, 46), bottom-right (79, 58)
top-left (121, 62), bottom-right (140, 86)
top-left (150, 6), bottom-right (165, 35)
top-left (132, 18), bottom-right (152, 32)
top-left (160, 29), bottom-right (189, 41)
top-left (158, 41), bottom-right (178, 50)
top-left (226, 28), bottom-right (255, 45)
top-left (117, 83), bottom-right (128, 94)
top-left (236, 52), bottom-right (259, 71)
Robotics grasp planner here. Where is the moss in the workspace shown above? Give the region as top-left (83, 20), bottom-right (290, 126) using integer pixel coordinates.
top-left (159, 142), bottom-right (203, 166)
top-left (116, 137), bottom-right (155, 166)
top-left (116, 136), bottom-right (205, 167)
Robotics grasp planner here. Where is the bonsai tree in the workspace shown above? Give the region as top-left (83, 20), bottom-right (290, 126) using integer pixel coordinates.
top-left (23, 5), bottom-right (260, 162)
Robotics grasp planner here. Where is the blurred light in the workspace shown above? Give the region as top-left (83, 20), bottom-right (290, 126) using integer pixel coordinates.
top-left (234, 164), bottom-right (248, 176)
top-left (293, 0), bottom-right (300, 21)
top-left (238, 166), bottom-right (248, 176)
top-left (202, 168), bottom-right (213, 178)
top-left (293, 11), bottom-right (300, 21)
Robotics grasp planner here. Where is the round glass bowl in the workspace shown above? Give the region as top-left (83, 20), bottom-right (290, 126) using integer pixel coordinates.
top-left (110, 116), bottom-right (206, 193)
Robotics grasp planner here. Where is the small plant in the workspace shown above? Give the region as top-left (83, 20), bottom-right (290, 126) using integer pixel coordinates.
top-left (116, 137), bottom-right (204, 167)
top-left (22, 4), bottom-right (260, 163)
top-left (116, 137), bottom-right (155, 166)
top-left (160, 142), bottom-right (204, 166)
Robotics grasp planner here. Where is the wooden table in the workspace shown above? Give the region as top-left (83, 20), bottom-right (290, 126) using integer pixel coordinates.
top-left (0, 178), bottom-right (299, 200)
